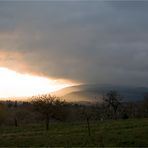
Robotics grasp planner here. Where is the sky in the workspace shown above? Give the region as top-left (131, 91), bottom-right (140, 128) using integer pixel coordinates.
top-left (1, 1), bottom-right (148, 90)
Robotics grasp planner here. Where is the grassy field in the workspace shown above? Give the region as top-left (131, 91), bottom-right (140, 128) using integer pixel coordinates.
top-left (0, 118), bottom-right (148, 147)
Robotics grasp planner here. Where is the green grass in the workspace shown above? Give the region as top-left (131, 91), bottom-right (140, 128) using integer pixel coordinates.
top-left (0, 118), bottom-right (148, 147)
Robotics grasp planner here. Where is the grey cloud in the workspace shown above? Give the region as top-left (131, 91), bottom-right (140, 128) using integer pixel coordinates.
top-left (0, 1), bottom-right (148, 86)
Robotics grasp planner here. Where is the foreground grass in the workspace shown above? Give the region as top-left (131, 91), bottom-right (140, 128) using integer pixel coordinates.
top-left (0, 118), bottom-right (148, 147)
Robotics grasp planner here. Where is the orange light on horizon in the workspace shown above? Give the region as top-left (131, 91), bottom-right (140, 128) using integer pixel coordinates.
top-left (0, 67), bottom-right (74, 99)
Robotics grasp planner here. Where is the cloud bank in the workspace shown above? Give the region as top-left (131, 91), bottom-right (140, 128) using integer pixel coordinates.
top-left (0, 1), bottom-right (148, 86)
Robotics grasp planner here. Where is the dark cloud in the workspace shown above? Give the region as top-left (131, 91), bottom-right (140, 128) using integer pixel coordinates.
top-left (0, 1), bottom-right (148, 86)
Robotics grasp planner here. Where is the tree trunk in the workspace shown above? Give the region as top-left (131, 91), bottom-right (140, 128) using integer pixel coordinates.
top-left (114, 107), bottom-right (118, 120)
top-left (86, 117), bottom-right (91, 136)
top-left (46, 115), bottom-right (49, 130)
top-left (14, 117), bottom-right (18, 127)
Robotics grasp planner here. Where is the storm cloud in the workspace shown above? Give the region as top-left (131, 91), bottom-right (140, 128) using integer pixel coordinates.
top-left (1, 1), bottom-right (148, 86)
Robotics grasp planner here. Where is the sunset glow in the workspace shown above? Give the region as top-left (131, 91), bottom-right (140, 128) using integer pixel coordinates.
top-left (0, 67), bottom-right (72, 98)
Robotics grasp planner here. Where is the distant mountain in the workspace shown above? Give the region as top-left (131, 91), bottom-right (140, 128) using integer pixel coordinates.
top-left (52, 84), bottom-right (148, 103)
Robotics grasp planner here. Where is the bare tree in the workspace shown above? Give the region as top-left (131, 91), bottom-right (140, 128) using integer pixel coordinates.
top-left (14, 101), bottom-right (18, 127)
top-left (81, 106), bottom-right (93, 136)
top-left (7, 100), bottom-right (19, 127)
top-left (103, 91), bottom-right (121, 119)
top-left (31, 94), bottom-right (65, 130)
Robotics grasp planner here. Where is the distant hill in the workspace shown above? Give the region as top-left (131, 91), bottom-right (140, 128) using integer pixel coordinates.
top-left (52, 84), bottom-right (148, 103)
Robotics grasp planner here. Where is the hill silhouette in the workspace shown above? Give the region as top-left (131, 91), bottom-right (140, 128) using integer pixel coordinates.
top-left (53, 84), bottom-right (148, 103)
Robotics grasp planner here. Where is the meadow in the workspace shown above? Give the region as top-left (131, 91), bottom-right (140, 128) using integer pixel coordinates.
top-left (0, 118), bottom-right (147, 147)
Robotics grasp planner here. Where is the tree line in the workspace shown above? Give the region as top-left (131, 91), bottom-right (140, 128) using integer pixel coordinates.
top-left (0, 91), bottom-right (148, 131)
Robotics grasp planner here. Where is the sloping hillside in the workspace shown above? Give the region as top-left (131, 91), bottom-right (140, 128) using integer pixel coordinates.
top-left (53, 84), bottom-right (148, 103)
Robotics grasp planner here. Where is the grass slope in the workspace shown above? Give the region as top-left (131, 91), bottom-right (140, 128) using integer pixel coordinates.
top-left (0, 118), bottom-right (148, 147)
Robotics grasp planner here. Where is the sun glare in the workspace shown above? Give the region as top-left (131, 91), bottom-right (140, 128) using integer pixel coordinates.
top-left (0, 67), bottom-right (72, 98)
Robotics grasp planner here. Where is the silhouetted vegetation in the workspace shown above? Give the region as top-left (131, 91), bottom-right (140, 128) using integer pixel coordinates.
top-left (0, 91), bottom-right (148, 146)
top-left (103, 90), bottom-right (121, 119)
top-left (31, 94), bottom-right (67, 130)
top-left (0, 91), bottom-right (148, 125)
